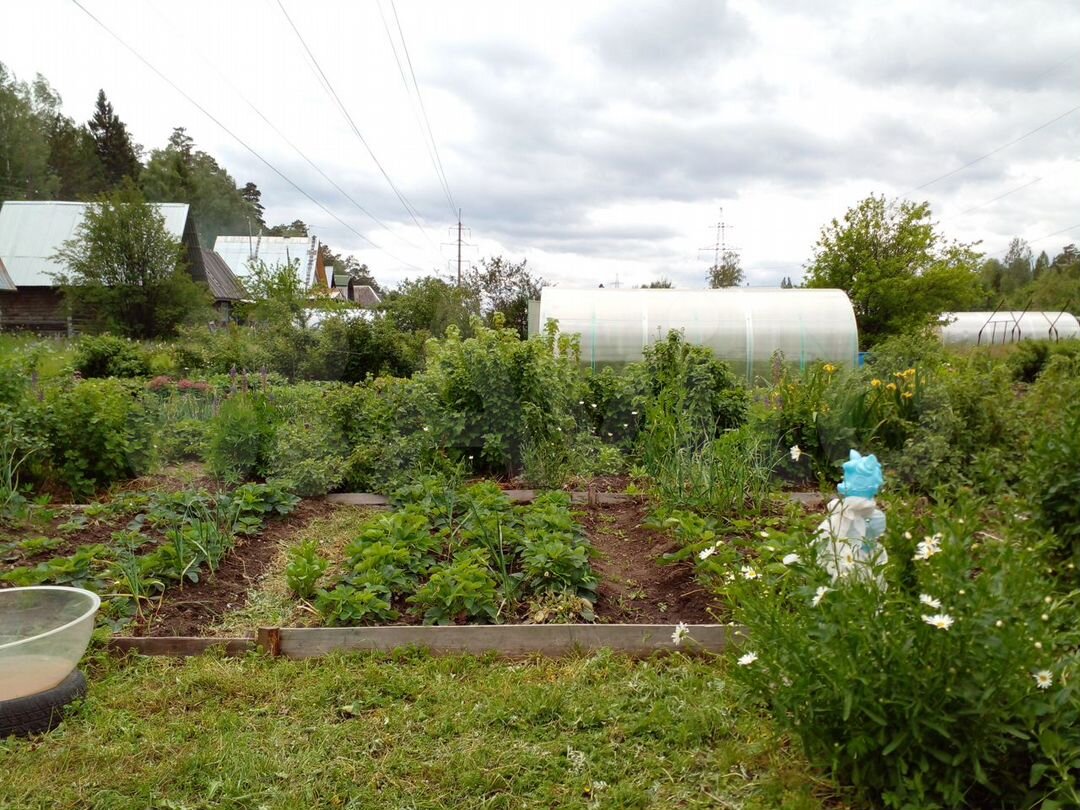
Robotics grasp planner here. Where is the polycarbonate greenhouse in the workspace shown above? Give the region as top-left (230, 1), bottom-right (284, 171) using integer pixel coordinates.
top-left (534, 287), bottom-right (859, 381)
top-left (939, 311), bottom-right (1080, 346)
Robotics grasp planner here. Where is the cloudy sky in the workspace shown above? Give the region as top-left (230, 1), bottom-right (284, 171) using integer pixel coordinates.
top-left (2, 0), bottom-right (1078, 288)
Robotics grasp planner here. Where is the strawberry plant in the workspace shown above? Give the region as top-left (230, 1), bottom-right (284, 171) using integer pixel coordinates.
top-left (285, 540), bottom-right (329, 599)
top-left (409, 552), bottom-right (500, 625)
top-left (315, 583), bottom-right (397, 626)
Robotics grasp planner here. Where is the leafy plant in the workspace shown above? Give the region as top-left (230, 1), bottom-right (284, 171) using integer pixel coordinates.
top-left (409, 553), bottom-right (501, 625)
top-left (73, 334), bottom-right (150, 379)
top-left (518, 537), bottom-right (596, 598)
top-left (207, 393), bottom-right (278, 481)
top-left (285, 540), bottom-right (329, 599)
top-left (314, 583), bottom-right (397, 626)
top-left (728, 497), bottom-right (1080, 808)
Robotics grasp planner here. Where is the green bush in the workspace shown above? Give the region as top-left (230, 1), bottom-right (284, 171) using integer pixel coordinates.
top-left (206, 393), bottom-right (278, 481)
top-left (728, 498), bottom-right (1080, 809)
top-left (73, 334), bottom-right (150, 379)
top-left (414, 316), bottom-right (581, 475)
top-left (1024, 397), bottom-right (1080, 566)
top-left (44, 379), bottom-right (153, 497)
top-left (1009, 339), bottom-right (1080, 383)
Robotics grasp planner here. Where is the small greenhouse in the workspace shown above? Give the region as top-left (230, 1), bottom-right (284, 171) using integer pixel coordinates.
top-left (938, 311), bottom-right (1080, 347)
top-left (533, 287), bottom-right (859, 381)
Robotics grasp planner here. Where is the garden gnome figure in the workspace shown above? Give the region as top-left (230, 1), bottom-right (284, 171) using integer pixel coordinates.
top-left (816, 450), bottom-right (888, 583)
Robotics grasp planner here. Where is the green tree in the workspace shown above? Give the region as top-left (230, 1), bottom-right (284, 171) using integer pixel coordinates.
top-left (240, 182), bottom-right (265, 228)
top-left (641, 278), bottom-right (674, 288)
top-left (47, 113), bottom-right (104, 199)
top-left (52, 184), bottom-right (209, 338)
top-left (1033, 250), bottom-right (1050, 279)
top-left (803, 194), bottom-right (984, 347)
top-left (382, 276), bottom-right (478, 337)
top-left (464, 256), bottom-right (544, 338)
top-left (318, 245), bottom-right (383, 294)
top-left (141, 127), bottom-right (260, 246)
top-left (87, 90), bottom-right (141, 188)
top-left (707, 249), bottom-right (743, 287)
top-left (266, 220), bottom-right (309, 237)
top-left (0, 64), bottom-right (60, 199)
top-left (780, 276), bottom-right (794, 289)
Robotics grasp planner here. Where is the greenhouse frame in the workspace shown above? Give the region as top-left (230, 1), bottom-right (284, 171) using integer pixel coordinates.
top-left (938, 311), bottom-right (1080, 346)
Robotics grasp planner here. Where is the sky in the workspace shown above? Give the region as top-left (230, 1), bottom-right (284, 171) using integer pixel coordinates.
top-left (1, 0), bottom-right (1078, 289)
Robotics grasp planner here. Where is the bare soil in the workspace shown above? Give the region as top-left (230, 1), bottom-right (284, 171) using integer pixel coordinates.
top-left (582, 499), bottom-right (722, 623)
top-left (132, 499), bottom-right (337, 636)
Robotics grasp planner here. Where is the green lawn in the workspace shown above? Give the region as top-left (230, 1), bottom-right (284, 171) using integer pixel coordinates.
top-left (1, 650), bottom-right (837, 809)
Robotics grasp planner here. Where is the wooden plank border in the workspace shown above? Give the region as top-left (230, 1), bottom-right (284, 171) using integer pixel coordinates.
top-left (107, 636), bottom-right (254, 657)
top-left (259, 624), bottom-right (743, 659)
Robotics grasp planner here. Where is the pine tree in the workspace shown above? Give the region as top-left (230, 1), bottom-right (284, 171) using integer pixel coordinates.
top-left (87, 89), bottom-right (141, 187)
top-left (241, 182), bottom-right (265, 227)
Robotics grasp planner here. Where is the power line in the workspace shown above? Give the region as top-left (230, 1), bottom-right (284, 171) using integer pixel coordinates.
top-left (374, 0), bottom-right (455, 218)
top-left (68, 0), bottom-right (428, 274)
top-left (987, 222), bottom-right (1080, 256)
top-left (908, 101), bottom-right (1080, 194)
top-left (144, 3), bottom-right (423, 254)
top-left (955, 177), bottom-right (1043, 217)
top-left (274, 0), bottom-right (439, 251)
top-left (384, 0), bottom-right (457, 216)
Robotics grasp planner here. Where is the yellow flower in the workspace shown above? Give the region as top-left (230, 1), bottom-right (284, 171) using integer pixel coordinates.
top-left (871, 378), bottom-right (882, 388)
top-left (894, 371), bottom-right (905, 379)
top-left (886, 382), bottom-right (897, 392)
top-left (903, 368), bottom-right (916, 379)
top-left (902, 391), bottom-right (913, 400)
top-left (823, 363), bottom-right (837, 375)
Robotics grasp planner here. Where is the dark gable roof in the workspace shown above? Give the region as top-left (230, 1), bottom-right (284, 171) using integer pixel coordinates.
top-left (200, 249), bottom-right (245, 302)
top-left (353, 285), bottom-right (381, 307)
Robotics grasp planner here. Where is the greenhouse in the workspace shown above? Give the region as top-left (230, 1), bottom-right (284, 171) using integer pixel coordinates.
top-left (533, 287), bottom-right (859, 380)
top-left (938, 311), bottom-right (1080, 346)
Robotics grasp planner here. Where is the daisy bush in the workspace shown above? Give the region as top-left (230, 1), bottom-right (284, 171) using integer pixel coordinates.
top-left (725, 496), bottom-right (1080, 809)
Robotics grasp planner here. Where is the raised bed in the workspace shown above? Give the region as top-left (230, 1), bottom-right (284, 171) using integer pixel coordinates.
top-left (107, 623), bottom-right (743, 659)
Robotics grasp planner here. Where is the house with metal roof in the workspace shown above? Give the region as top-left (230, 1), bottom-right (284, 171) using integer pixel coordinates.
top-left (213, 234), bottom-right (328, 289)
top-left (0, 200), bottom-right (244, 332)
top-left (325, 268), bottom-right (381, 308)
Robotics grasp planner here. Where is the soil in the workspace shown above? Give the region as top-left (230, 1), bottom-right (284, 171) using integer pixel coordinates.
top-left (132, 499), bottom-right (337, 637)
top-left (581, 499), bottom-right (722, 623)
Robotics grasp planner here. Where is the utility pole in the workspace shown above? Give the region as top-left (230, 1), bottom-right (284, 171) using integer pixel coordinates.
top-left (699, 209), bottom-right (742, 287)
top-left (442, 210), bottom-right (475, 286)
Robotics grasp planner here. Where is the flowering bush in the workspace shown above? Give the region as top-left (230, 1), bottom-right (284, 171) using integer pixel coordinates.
top-left (727, 497), bottom-right (1080, 808)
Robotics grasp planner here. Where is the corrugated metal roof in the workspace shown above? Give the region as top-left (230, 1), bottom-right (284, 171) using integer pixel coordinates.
top-left (0, 201), bottom-right (190, 288)
top-left (213, 234), bottom-right (321, 286)
top-left (0, 256), bottom-right (15, 292)
top-left (200, 249), bottom-right (246, 302)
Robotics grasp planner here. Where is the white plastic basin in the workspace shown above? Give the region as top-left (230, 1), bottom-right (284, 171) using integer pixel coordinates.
top-left (0, 586), bottom-right (100, 701)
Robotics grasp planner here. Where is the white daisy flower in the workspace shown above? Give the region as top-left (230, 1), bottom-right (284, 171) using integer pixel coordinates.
top-left (782, 553), bottom-right (801, 566)
top-left (789, 445), bottom-right (802, 462)
top-left (1034, 670), bottom-right (1053, 690)
top-left (811, 586), bottom-right (830, 607)
top-left (698, 546), bottom-right (717, 561)
top-left (737, 651), bottom-right (758, 666)
top-left (671, 622), bottom-right (690, 646)
top-left (919, 594), bottom-right (942, 609)
top-left (921, 613), bottom-right (954, 630)
top-left (740, 565), bottom-right (759, 580)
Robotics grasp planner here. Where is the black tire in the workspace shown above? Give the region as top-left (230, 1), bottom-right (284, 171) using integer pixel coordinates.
top-left (0, 669), bottom-right (87, 738)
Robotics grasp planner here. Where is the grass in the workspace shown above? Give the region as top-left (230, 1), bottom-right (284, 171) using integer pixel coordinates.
top-left (0, 650), bottom-right (836, 810)
top-left (209, 507), bottom-right (377, 634)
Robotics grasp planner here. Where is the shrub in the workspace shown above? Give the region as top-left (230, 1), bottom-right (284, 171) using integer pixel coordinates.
top-left (44, 379), bottom-right (153, 497)
top-left (518, 537), bottom-right (596, 598)
top-left (1024, 397), bottom-right (1080, 566)
top-left (73, 334), bottom-right (150, 379)
top-left (728, 498), bottom-right (1080, 809)
top-left (206, 393), bottom-right (278, 481)
top-left (414, 316), bottom-right (581, 475)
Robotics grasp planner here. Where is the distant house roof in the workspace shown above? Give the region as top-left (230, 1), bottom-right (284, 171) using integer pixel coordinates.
top-left (353, 285), bottom-right (381, 307)
top-left (0, 201), bottom-right (191, 288)
top-left (213, 234), bottom-right (325, 288)
top-left (0, 257), bottom-right (14, 292)
top-left (199, 249), bottom-right (245, 302)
